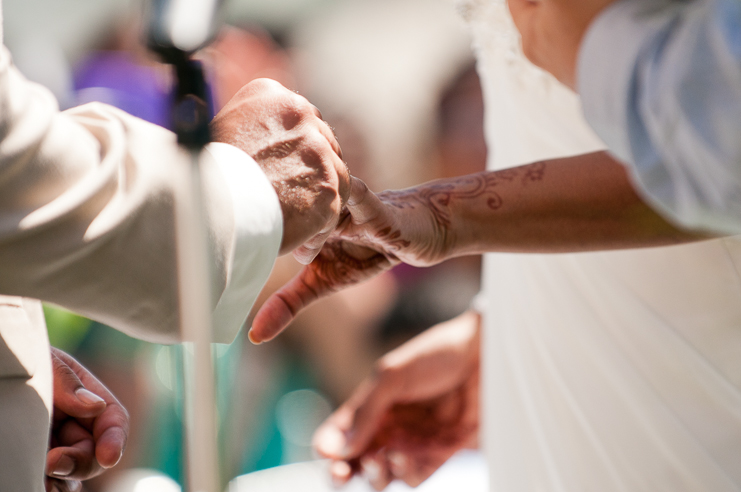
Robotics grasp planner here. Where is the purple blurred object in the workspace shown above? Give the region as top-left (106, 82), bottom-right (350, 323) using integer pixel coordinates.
top-left (74, 51), bottom-right (172, 128)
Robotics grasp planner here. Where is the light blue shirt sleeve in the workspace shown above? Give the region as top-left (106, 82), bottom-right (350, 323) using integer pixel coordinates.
top-left (578, 0), bottom-right (741, 234)
top-left (205, 142), bottom-right (283, 343)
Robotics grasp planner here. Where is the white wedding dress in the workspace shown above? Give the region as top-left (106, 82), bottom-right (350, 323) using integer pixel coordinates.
top-left (460, 1), bottom-right (741, 491)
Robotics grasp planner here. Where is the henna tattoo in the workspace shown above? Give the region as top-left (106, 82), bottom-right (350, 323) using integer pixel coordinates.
top-left (417, 172), bottom-right (506, 229)
top-left (375, 226), bottom-right (412, 251)
top-left (522, 162), bottom-right (546, 183)
top-left (378, 190), bottom-right (419, 210)
top-left (494, 168), bottom-right (520, 182)
top-left (370, 384), bottom-right (476, 451)
top-left (331, 243), bottom-right (388, 272)
top-left (302, 240), bottom-right (396, 297)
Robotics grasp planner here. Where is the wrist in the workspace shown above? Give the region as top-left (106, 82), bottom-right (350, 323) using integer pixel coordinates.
top-left (377, 185), bottom-right (456, 266)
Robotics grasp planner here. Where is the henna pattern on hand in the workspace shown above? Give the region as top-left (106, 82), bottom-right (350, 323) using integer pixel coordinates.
top-left (300, 240), bottom-right (396, 297)
top-left (375, 226), bottom-right (412, 251)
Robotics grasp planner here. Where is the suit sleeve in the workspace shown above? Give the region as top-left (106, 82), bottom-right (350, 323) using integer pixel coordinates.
top-left (0, 36), bottom-right (282, 343)
top-left (577, 0), bottom-right (741, 235)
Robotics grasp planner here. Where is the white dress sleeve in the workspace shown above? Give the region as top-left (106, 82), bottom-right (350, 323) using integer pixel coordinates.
top-left (578, 0), bottom-right (741, 234)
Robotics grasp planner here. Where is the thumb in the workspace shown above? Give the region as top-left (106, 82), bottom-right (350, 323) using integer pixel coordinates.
top-left (313, 374), bottom-right (398, 460)
top-left (345, 176), bottom-right (384, 225)
top-left (249, 262), bottom-right (334, 344)
top-left (52, 351), bottom-right (106, 419)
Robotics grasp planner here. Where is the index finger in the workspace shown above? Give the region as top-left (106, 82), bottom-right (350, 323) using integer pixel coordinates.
top-left (313, 373), bottom-right (398, 461)
top-left (250, 240), bottom-right (394, 343)
top-left (249, 264), bottom-right (331, 343)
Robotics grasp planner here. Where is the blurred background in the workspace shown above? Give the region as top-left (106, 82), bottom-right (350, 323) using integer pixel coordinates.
top-left (3, 0), bottom-right (485, 489)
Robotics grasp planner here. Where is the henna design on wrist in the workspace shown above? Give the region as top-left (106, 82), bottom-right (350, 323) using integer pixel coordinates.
top-left (522, 161), bottom-right (546, 183)
top-left (417, 172), bottom-right (514, 228)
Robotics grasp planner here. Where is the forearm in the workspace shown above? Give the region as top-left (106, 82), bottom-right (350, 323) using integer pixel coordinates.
top-left (404, 151), bottom-right (709, 258)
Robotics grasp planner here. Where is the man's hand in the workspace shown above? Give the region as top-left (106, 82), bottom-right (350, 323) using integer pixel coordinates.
top-left (211, 78), bottom-right (350, 264)
top-left (46, 348), bottom-right (129, 492)
top-left (249, 176), bottom-right (449, 343)
top-left (313, 311), bottom-right (481, 490)
top-left (508, 0), bottom-right (617, 89)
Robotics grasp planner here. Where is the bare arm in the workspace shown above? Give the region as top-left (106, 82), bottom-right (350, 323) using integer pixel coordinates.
top-left (249, 151), bottom-right (708, 343)
top-left (376, 150), bottom-right (704, 261)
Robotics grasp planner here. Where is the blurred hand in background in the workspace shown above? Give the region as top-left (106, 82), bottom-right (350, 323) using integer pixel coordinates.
top-left (46, 348), bottom-right (129, 492)
top-left (312, 311), bottom-right (481, 490)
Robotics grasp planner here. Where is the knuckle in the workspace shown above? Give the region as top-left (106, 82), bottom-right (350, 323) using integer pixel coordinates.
top-left (247, 78), bottom-right (284, 93)
top-left (294, 99), bottom-right (318, 121)
top-left (300, 128), bottom-right (324, 147)
top-left (298, 132), bottom-right (333, 164)
top-left (371, 359), bottom-right (395, 384)
top-left (317, 181), bottom-right (341, 207)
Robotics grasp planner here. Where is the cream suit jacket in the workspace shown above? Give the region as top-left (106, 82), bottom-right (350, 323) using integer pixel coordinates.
top-left (0, 2), bottom-right (283, 488)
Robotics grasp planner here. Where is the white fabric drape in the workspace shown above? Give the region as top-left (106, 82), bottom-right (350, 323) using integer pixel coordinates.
top-left (458, 1), bottom-right (741, 490)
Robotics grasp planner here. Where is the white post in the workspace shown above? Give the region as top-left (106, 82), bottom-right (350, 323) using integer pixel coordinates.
top-left (175, 149), bottom-right (220, 492)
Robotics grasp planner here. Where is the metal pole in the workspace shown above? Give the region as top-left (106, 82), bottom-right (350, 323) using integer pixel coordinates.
top-left (146, 4), bottom-right (226, 488)
top-left (175, 149), bottom-right (220, 492)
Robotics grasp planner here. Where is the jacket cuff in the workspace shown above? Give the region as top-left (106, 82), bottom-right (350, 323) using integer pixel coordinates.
top-left (206, 142), bottom-right (282, 343)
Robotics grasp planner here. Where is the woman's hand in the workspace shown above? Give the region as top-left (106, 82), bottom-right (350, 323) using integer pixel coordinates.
top-left (312, 311), bottom-right (481, 490)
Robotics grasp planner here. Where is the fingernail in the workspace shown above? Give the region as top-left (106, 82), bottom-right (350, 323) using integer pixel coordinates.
top-left (361, 457), bottom-right (381, 482)
top-left (247, 330), bottom-right (262, 345)
top-left (330, 460), bottom-right (352, 487)
top-left (52, 455), bottom-right (75, 477)
top-left (387, 451), bottom-right (407, 477)
top-left (68, 481), bottom-right (82, 492)
top-left (104, 448), bottom-right (124, 469)
top-left (316, 427), bottom-right (348, 458)
top-left (75, 388), bottom-right (105, 405)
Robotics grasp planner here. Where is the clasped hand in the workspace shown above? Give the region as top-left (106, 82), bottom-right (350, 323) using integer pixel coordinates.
top-left (250, 176), bottom-right (451, 343)
top-left (46, 348), bottom-right (128, 492)
top-left (211, 79), bottom-right (350, 265)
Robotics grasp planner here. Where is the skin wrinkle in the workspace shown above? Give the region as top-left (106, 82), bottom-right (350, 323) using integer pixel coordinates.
top-left (254, 138), bottom-right (300, 160)
top-left (275, 290), bottom-right (300, 318)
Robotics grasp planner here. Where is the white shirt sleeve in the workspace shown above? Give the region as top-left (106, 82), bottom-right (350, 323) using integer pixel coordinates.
top-left (578, 0), bottom-right (741, 234)
top-left (205, 142), bottom-right (283, 343)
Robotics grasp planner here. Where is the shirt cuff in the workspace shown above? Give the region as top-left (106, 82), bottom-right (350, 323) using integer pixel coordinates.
top-left (205, 142), bottom-right (283, 344)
